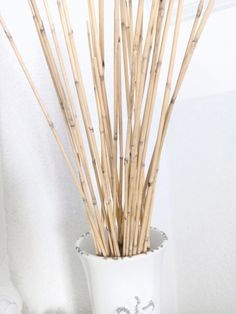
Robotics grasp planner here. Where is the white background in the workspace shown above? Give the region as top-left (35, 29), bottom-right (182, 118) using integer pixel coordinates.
top-left (0, 1), bottom-right (236, 313)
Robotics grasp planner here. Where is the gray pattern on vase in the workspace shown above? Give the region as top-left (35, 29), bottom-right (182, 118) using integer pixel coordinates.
top-left (115, 296), bottom-right (155, 313)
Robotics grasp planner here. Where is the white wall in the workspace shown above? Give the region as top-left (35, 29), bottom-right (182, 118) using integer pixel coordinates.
top-left (166, 4), bottom-right (236, 314)
top-left (0, 1), bottom-right (235, 314)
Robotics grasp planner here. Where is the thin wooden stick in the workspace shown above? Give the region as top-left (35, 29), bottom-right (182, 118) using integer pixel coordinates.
top-left (124, 0), bottom-right (144, 256)
top-left (29, 0), bottom-right (110, 255)
top-left (86, 19), bottom-right (116, 254)
top-left (87, 0), bottom-right (113, 151)
top-left (118, 41), bottom-right (124, 244)
top-left (132, 0), bottom-right (167, 255)
top-left (142, 0), bottom-right (206, 250)
top-left (43, 0), bottom-right (111, 254)
top-left (140, 0), bottom-right (214, 253)
top-left (113, 0), bottom-right (119, 229)
top-left (139, 0), bottom-right (173, 200)
top-left (0, 14), bottom-right (106, 256)
top-left (1, 0), bottom-right (213, 257)
top-left (58, 0), bottom-right (120, 256)
top-left (128, 0), bottom-right (160, 255)
top-left (128, 0), bottom-right (133, 60)
top-left (99, 0), bottom-right (105, 68)
top-left (138, 0), bottom-right (184, 253)
top-left (120, 0), bottom-right (131, 114)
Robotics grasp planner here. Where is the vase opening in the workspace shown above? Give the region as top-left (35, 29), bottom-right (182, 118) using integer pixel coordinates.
top-left (76, 227), bottom-right (168, 259)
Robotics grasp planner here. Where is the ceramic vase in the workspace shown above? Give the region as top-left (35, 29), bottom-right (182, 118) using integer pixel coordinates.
top-left (75, 228), bottom-right (168, 314)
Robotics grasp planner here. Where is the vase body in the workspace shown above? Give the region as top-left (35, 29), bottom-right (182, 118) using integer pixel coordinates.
top-left (76, 228), bottom-right (167, 314)
top-left (75, 228), bottom-right (168, 314)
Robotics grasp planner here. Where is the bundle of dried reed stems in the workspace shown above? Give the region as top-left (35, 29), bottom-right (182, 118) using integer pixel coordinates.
top-left (0, 0), bottom-right (214, 257)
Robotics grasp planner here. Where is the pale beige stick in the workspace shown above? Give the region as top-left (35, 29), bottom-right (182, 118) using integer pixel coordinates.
top-left (29, 0), bottom-right (108, 255)
top-left (93, 58), bottom-right (115, 256)
top-left (87, 0), bottom-right (117, 201)
top-left (113, 0), bottom-right (119, 226)
top-left (125, 0), bottom-right (144, 256)
top-left (128, 0), bottom-right (160, 255)
top-left (60, 0), bottom-right (110, 204)
top-left (120, 0), bottom-right (131, 114)
top-left (122, 110), bottom-right (131, 254)
top-left (134, 12), bottom-right (143, 109)
top-left (0, 15), bottom-right (106, 255)
top-left (138, 0), bottom-right (184, 253)
top-left (43, 0), bottom-right (74, 111)
top-left (143, 178), bottom-right (156, 252)
top-left (58, 0), bottom-right (120, 256)
top-left (28, 0), bottom-right (67, 111)
top-left (117, 4), bottom-right (124, 242)
top-left (113, 0), bottom-right (123, 237)
top-left (87, 22), bottom-right (106, 181)
top-left (143, 0), bottom-right (206, 205)
top-left (120, 2), bottom-right (134, 253)
top-left (119, 0), bottom-right (133, 251)
top-left (128, 32), bottom-right (143, 255)
top-left (128, 0), bottom-right (161, 254)
top-left (161, 0), bottom-right (213, 154)
top-left (138, 0), bottom-right (172, 199)
top-left (59, 1), bottom-right (119, 256)
top-left (99, 0), bottom-right (105, 68)
top-left (98, 0), bottom-right (105, 185)
top-left (87, 21), bottom-right (114, 189)
top-left (87, 22), bottom-right (113, 201)
top-left (142, 1), bottom-right (206, 252)
top-left (87, 23), bottom-right (114, 191)
top-left (128, 0), bottom-right (144, 119)
top-left (42, 0), bottom-right (109, 254)
top-left (119, 2), bottom-right (130, 245)
top-left (87, 20), bottom-right (114, 255)
top-left (128, 2), bottom-right (153, 255)
top-left (142, 0), bottom-right (214, 254)
top-left (122, 0), bottom-right (132, 73)
top-left (59, 0), bottom-right (112, 232)
top-left (136, 0), bottom-right (169, 250)
top-left (87, 0), bottom-right (113, 151)
top-left (134, 0), bottom-right (172, 252)
top-left (128, 0), bottom-right (133, 60)
top-left (30, 0), bottom-right (109, 255)
top-left (89, 54), bottom-right (115, 255)
top-left (133, 0), bottom-right (167, 254)
top-left (142, 1), bottom-right (207, 249)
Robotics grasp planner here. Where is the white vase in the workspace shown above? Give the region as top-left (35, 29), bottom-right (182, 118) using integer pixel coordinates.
top-left (75, 227), bottom-right (168, 314)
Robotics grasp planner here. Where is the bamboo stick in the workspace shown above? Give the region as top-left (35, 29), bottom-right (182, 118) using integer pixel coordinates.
top-left (139, 0), bottom-right (173, 200)
top-left (128, 0), bottom-right (160, 255)
top-left (99, 0), bottom-right (105, 68)
top-left (124, 0), bottom-right (144, 256)
top-left (58, 0), bottom-right (120, 256)
top-left (133, 0), bottom-right (167, 255)
top-left (128, 0), bottom-right (133, 55)
top-left (0, 14), bottom-right (107, 256)
top-left (142, 1), bottom-right (210, 253)
top-left (29, 0), bottom-right (109, 255)
top-left (1, 0), bottom-right (213, 257)
top-left (138, 0), bottom-right (184, 253)
top-left (87, 0), bottom-right (113, 151)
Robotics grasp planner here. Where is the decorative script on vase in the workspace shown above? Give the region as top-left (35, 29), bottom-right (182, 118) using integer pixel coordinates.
top-left (114, 296), bottom-right (155, 313)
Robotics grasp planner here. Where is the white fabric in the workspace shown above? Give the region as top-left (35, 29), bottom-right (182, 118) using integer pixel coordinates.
top-left (0, 302), bottom-right (20, 314)
top-left (0, 159), bottom-right (22, 313)
top-left (0, 257), bottom-right (21, 313)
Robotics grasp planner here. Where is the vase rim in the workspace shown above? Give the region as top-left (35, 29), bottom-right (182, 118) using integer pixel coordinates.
top-left (75, 227), bottom-right (168, 261)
